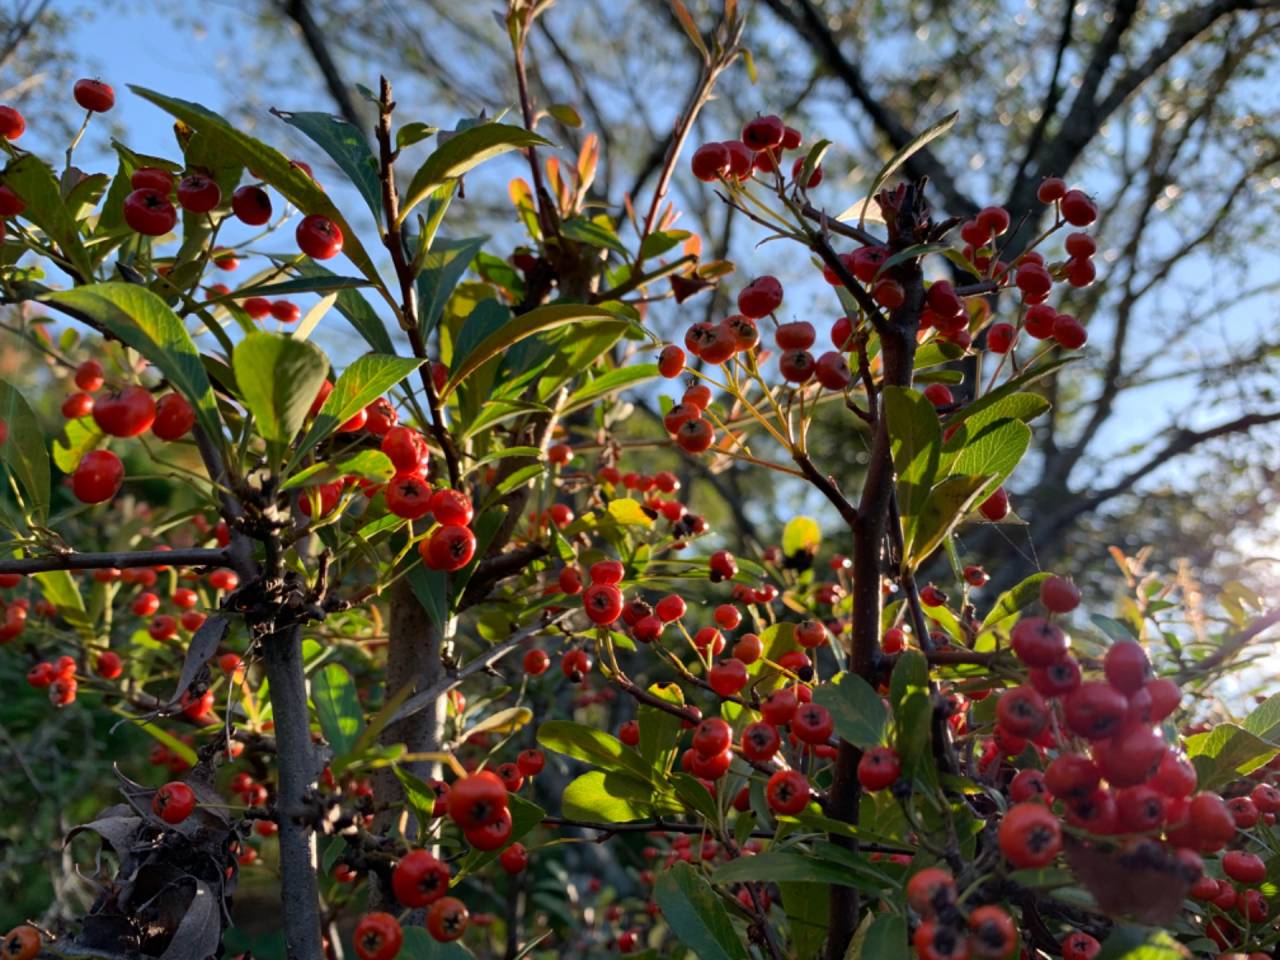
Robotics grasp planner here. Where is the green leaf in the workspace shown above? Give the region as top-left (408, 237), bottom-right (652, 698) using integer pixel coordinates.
top-left (608, 498), bottom-right (653, 528)
top-left (441, 302), bottom-right (624, 399)
top-left (280, 450), bottom-right (394, 491)
top-left (396, 122), bottom-right (439, 150)
top-left (947, 357), bottom-right (1076, 430)
top-left (537, 720), bottom-right (653, 780)
top-left (3, 154), bottom-right (94, 280)
top-left (0, 379), bottom-right (49, 523)
top-left (130, 86), bottom-right (382, 286)
top-left (713, 852), bottom-right (880, 891)
top-left (1095, 925), bottom-right (1189, 960)
top-left (547, 104), bottom-right (583, 128)
top-left (561, 769), bottom-right (653, 823)
top-left (638, 682), bottom-right (685, 777)
top-left (906, 474), bottom-right (991, 569)
top-left (393, 766), bottom-right (440, 839)
top-left (941, 418), bottom-right (1030, 502)
top-left (452, 299), bottom-right (512, 370)
top-left (780, 882), bottom-right (828, 960)
top-left (653, 862), bottom-right (749, 960)
top-left (1186, 723), bottom-right (1279, 790)
top-left (852, 111), bottom-right (957, 229)
top-left (400, 123), bottom-right (552, 223)
top-left (312, 663), bottom-right (365, 758)
top-left (913, 341), bottom-right (964, 371)
top-left (884, 387), bottom-right (941, 547)
top-left (232, 333), bottom-right (329, 452)
top-left (272, 109), bottom-right (382, 222)
top-left (1244, 693), bottom-right (1280, 742)
top-left (407, 565), bottom-right (448, 630)
top-left (138, 722), bottom-right (199, 769)
top-left (564, 364), bottom-right (659, 413)
top-left (561, 217), bottom-right (627, 256)
top-left (847, 913), bottom-right (909, 960)
top-left (890, 650), bottom-right (936, 790)
top-left (981, 573), bottom-right (1051, 629)
top-left (35, 569), bottom-right (92, 640)
top-left (292, 261), bottom-right (394, 354)
top-left (639, 230), bottom-right (691, 260)
top-left (291, 354), bottom-right (424, 467)
top-left (782, 516), bottom-right (821, 558)
top-left (812, 672), bottom-right (888, 750)
top-left (418, 236), bottom-right (486, 337)
top-left (43, 283), bottom-right (221, 441)
top-left (52, 415), bottom-right (102, 475)
top-left (941, 392), bottom-right (1048, 448)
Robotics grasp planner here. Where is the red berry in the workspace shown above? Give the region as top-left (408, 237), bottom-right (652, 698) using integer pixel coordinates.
top-left (152, 393), bottom-right (195, 441)
top-left (296, 214), bottom-right (344, 259)
top-left (658, 344), bottom-right (686, 378)
top-left (355, 912), bottom-right (403, 960)
top-left (124, 188), bottom-right (177, 236)
top-left (384, 474), bottom-right (433, 519)
top-left (0, 105), bottom-right (25, 140)
top-left (232, 185), bottom-right (272, 226)
top-left (72, 450), bottom-right (124, 503)
top-left (152, 781), bottom-right (196, 824)
top-left (987, 322), bottom-right (1015, 353)
top-left (380, 426), bottom-right (430, 475)
top-left (1103, 640), bottom-right (1150, 693)
top-left (1223, 850), bottom-right (1265, 885)
top-left (978, 486), bottom-right (1009, 521)
top-left (1010, 617), bottom-right (1069, 667)
top-left (1037, 177), bottom-right (1067, 203)
top-left (690, 142), bottom-right (731, 182)
top-left (1061, 932), bottom-right (1099, 960)
top-left (420, 525), bottom-right (476, 571)
top-left (73, 78), bottom-right (115, 112)
top-left (765, 769), bottom-right (809, 815)
top-left (737, 276), bottom-right (783, 318)
top-left (708, 658), bottom-right (748, 697)
top-left (93, 385), bottom-right (156, 437)
top-left (425, 897), bottom-right (468, 943)
top-left (742, 115), bottom-right (785, 152)
top-left (392, 849), bottom-right (451, 906)
top-left (998, 802), bottom-right (1061, 868)
top-left (177, 174), bottom-right (221, 213)
top-left (75, 360), bottom-right (104, 392)
top-left (583, 583), bottom-right (623, 625)
top-left (131, 167), bottom-right (174, 193)
top-left (1060, 190), bottom-right (1098, 226)
top-left (906, 866), bottom-right (956, 917)
top-left (857, 746), bottom-right (900, 791)
top-left (61, 393), bottom-right (94, 419)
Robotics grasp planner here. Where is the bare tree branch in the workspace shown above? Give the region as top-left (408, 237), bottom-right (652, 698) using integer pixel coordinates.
top-left (280, 0), bottom-right (366, 132)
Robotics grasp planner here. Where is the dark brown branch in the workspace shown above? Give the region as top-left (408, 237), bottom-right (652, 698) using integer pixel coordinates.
top-left (280, 0), bottom-right (366, 131)
top-left (458, 543), bottom-right (549, 610)
top-left (0, 547), bottom-right (228, 574)
top-left (1012, 0), bottom-right (1075, 188)
top-left (1175, 610), bottom-right (1280, 683)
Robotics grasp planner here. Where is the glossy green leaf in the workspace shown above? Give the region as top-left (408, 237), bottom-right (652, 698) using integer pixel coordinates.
top-left (1095, 925), bottom-right (1189, 960)
top-left (131, 86), bottom-right (383, 287)
top-left (292, 261), bottom-right (394, 353)
top-left (292, 354), bottom-right (424, 467)
top-left (780, 882), bottom-right (828, 960)
top-left (890, 650), bottom-right (936, 789)
top-left (400, 123), bottom-right (552, 223)
top-left (713, 852), bottom-right (878, 890)
top-left (812, 672), bottom-right (888, 749)
top-left (564, 364), bottom-right (659, 413)
top-left (981, 572), bottom-right (1052, 629)
top-left (51, 415), bottom-right (102, 476)
top-left (942, 418), bottom-right (1030, 502)
top-left (947, 357), bottom-right (1076, 430)
top-left (233, 332), bottom-right (329, 451)
top-left (638, 681), bottom-right (685, 777)
top-left (561, 216), bottom-right (627, 256)
top-left (451, 299), bottom-right (511, 369)
top-left (280, 450), bottom-right (394, 491)
top-left (1244, 693), bottom-right (1280, 742)
top-left (35, 569), bottom-right (92, 640)
top-left (653, 862), bottom-right (749, 960)
top-left (1187, 723), bottom-right (1278, 790)
top-left (44, 283), bottom-right (221, 442)
top-left (0, 379), bottom-right (49, 523)
top-left (906, 474), bottom-right (991, 569)
top-left (313, 663), bottom-right (365, 758)
top-left (537, 719), bottom-right (653, 780)
top-left (3, 154), bottom-right (94, 280)
top-left (418, 236), bottom-right (486, 337)
top-left (561, 770), bottom-right (653, 823)
top-left (272, 109), bottom-right (382, 221)
top-left (884, 386), bottom-right (941, 548)
top-left (441, 302), bottom-right (623, 399)
top-left (847, 912), bottom-right (909, 960)
top-left (941, 392), bottom-right (1048, 450)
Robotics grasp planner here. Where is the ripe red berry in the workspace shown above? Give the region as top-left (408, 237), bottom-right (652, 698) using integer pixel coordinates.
top-left (392, 849), bottom-right (451, 907)
top-left (998, 802), bottom-right (1061, 868)
top-left (72, 450), bottom-right (124, 503)
top-left (73, 78), bottom-right (115, 112)
top-left (517, 749), bottom-right (544, 777)
top-left (232, 185), bottom-right (272, 226)
top-left (94, 650), bottom-right (123, 680)
top-left (583, 583), bottom-right (623, 625)
top-left (969, 905), bottom-right (1016, 960)
top-left (986, 322), bottom-right (1015, 353)
top-left (124, 188), bottom-right (177, 236)
top-left (75, 359), bottom-right (104, 392)
top-left (708, 658), bottom-right (748, 697)
top-left (1061, 932), bottom-right (1099, 960)
top-left (1037, 177), bottom-right (1067, 203)
top-left (499, 842), bottom-right (528, 874)
top-left (93, 385), bottom-right (156, 437)
top-left (1103, 640), bottom-right (1150, 693)
top-left (425, 896), bottom-right (469, 943)
top-left (658, 344), bottom-right (686, 378)
top-left (792, 703), bottom-right (834, 744)
top-left (1063, 682), bottom-right (1129, 741)
top-left (420, 525), bottom-right (476, 571)
top-left (152, 781), bottom-right (196, 824)
top-left (0, 105), bottom-right (26, 140)
top-left (741, 721), bottom-right (781, 762)
top-left (152, 393), bottom-right (195, 441)
top-left (61, 393), bottom-right (94, 419)
top-left (1060, 189), bottom-right (1098, 226)
top-left (922, 383), bottom-right (953, 408)
top-left (857, 746), bottom-right (901, 791)
top-left (906, 866), bottom-right (956, 917)
top-left (447, 771), bottom-right (507, 830)
top-left (381, 426), bottom-right (430, 474)
top-left (655, 594), bottom-right (686, 622)
top-left (778, 349), bottom-right (814, 383)
top-left (742, 115), bottom-right (785, 152)
top-left (675, 417), bottom-right (714, 453)
top-left (737, 276), bottom-right (783, 318)
top-left (996, 685), bottom-right (1048, 737)
top-left (354, 912), bottom-right (403, 960)
top-left (177, 174), bottom-right (221, 213)
top-left (522, 648), bottom-right (549, 675)
top-left (1010, 617), bottom-right (1069, 667)
top-left (765, 769), bottom-right (810, 815)
top-left (690, 142), bottom-right (731, 181)
top-left (296, 214), bottom-right (343, 259)
top-left (978, 486), bottom-right (1010, 521)
top-left (1039, 575), bottom-right (1080, 612)
top-left (385, 474), bottom-right (433, 519)
top-left (272, 300), bottom-right (301, 323)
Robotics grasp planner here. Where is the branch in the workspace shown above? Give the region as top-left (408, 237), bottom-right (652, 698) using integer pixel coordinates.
top-left (387, 611), bottom-right (574, 727)
top-left (458, 543), bottom-right (549, 610)
top-left (1175, 610), bottom-right (1280, 683)
top-left (0, 547), bottom-right (228, 574)
top-left (759, 0), bottom-right (977, 216)
top-left (1012, 0), bottom-right (1075, 188)
top-left (280, 0), bottom-right (366, 131)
